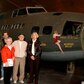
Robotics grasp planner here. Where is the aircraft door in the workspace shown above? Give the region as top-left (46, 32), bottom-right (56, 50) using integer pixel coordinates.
top-left (62, 21), bottom-right (83, 51)
top-left (40, 26), bottom-right (53, 51)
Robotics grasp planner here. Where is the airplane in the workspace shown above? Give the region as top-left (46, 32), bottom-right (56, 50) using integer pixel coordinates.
top-left (0, 6), bottom-right (84, 63)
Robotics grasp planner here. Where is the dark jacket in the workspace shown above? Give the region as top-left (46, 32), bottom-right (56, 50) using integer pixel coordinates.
top-left (0, 38), bottom-right (4, 50)
top-left (2, 38), bottom-right (6, 46)
top-left (27, 39), bottom-right (42, 58)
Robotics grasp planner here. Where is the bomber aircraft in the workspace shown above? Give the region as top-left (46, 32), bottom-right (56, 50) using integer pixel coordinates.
top-left (0, 6), bottom-right (84, 72)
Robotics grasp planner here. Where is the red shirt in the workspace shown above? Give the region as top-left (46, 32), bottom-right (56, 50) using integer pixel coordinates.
top-left (1, 46), bottom-right (15, 63)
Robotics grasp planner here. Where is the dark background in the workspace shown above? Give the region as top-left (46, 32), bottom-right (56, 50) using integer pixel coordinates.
top-left (0, 0), bottom-right (84, 13)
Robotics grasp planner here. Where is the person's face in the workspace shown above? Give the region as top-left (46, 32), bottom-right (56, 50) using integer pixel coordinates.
top-left (6, 39), bottom-right (12, 46)
top-left (31, 33), bottom-right (37, 40)
top-left (3, 33), bottom-right (8, 39)
top-left (18, 35), bottom-right (24, 41)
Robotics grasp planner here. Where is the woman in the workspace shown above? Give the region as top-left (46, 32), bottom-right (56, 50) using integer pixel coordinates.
top-left (1, 37), bottom-right (15, 84)
top-left (53, 31), bottom-right (64, 53)
top-left (27, 32), bottom-right (42, 84)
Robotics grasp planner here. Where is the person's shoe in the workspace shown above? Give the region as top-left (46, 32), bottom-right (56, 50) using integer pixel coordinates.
top-left (0, 77), bottom-right (4, 81)
top-left (19, 80), bottom-right (24, 84)
top-left (35, 81), bottom-right (38, 84)
top-left (13, 80), bottom-right (17, 84)
top-left (10, 77), bottom-right (12, 81)
top-left (28, 80), bottom-right (33, 83)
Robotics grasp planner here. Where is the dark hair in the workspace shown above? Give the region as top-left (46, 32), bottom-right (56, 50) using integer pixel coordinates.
top-left (2, 32), bottom-right (8, 35)
top-left (18, 33), bottom-right (25, 36)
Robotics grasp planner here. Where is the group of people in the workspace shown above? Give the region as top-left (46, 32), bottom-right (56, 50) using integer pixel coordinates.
top-left (0, 32), bottom-right (42, 84)
top-left (0, 30), bottom-right (63, 84)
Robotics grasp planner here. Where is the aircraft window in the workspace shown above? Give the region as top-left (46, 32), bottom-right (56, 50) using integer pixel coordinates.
top-left (18, 8), bottom-right (27, 15)
top-left (11, 24), bottom-right (14, 29)
top-left (19, 24), bottom-right (24, 29)
top-left (2, 25), bottom-right (6, 30)
top-left (1, 25), bottom-right (4, 30)
top-left (12, 10), bottom-right (18, 17)
top-left (3, 26), bottom-right (5, 30)
top-left (62, 21), bottom-right (82, 36)
top-left (16, 24), bottom-right (20, 29)
top-left (43, 26), bottom-right (52, 35)
top-left (5, 25), bottom-right (8, 30)
top-left (28, 8), bottom-right (46, 14)
top-left (13, 24), bottom-right (17, 29)
top-left (31, 26), bottom-right (40, 34)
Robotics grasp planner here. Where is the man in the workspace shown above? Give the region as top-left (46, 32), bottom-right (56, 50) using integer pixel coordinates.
top-left (0, 32), bottom-right (9, 81)
top-left (0, 33), bottom-right (4, 80)
top-left (27, 32), bottom-right (42, 84)
top-left (13, 34), bottom-right (27, 84)
top-left (2, 32), bottom-right (9, 45)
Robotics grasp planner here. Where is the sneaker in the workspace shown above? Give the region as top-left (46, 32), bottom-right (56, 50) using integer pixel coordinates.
top-left (13, 80), bottom-right (17, 84)
top-left (0, 77), bottom-right (4, 81)
top-left (19, 80), bottom-right (24, 84)
top-left (81, 81), bottom-right (84, 84)
top-left (10, 77), bottom-right (12, 81)
top-left (28, 80), bottom-right (33, 83)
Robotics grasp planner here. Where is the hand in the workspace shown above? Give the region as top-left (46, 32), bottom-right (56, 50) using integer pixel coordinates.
top-left (31, 56), bottom-right (35, 60)
top-left (3, 62), bottom-right (8, 67)
top-left (12, 57), bottom-right (15, 61)
top-left (5, 63), bottom-right (8, 67)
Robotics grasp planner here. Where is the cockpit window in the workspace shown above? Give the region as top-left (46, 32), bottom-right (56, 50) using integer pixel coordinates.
top-left (31, 26), bottom-right (40, 34)
top-left (18, 8), bottom-right (27, 15)
top-left (12, 7), bottom-right (47, 17)
top-left (28, 8), bottom-right (46, 14)
top-left (62, 21), bottom-right (82, 36)
top-left (43, 26), bottom-right (52, 35)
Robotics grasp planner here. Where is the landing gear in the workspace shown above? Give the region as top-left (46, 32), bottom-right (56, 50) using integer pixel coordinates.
top-left (67, 62), bottom-right (75, 74)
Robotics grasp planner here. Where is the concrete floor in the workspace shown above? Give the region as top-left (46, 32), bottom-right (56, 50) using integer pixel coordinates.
top-left (0, 69), bottom-right (73, 84)
top-left (0, 61), bottom-right (84, 84)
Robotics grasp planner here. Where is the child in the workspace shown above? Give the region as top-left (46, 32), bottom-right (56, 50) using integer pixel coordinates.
top-left (53, 31), bottom-right (64, 53)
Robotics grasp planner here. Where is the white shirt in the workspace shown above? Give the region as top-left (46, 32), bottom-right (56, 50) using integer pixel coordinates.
top-left (12, 40), bottom-right (27, 58)
top-left (18, 41), bottom-right (22, 49)
top-left (31, 40), bottom-right (36, 55)
top-left (8, 46), bottom-right (12, 50)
